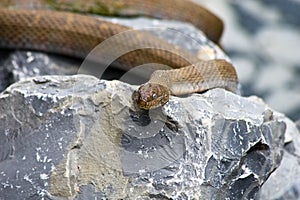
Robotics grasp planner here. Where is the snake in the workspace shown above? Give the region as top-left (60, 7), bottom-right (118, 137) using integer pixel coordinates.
top-left (0, 0), bottom-right (238, 110)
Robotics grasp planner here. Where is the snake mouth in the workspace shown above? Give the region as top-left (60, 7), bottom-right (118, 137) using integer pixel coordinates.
top-left (132, 83), bottom-right (170, 110)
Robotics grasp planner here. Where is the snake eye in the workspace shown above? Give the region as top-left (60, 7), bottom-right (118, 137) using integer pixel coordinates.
top-left (134, 83), bottom-right (170, 110)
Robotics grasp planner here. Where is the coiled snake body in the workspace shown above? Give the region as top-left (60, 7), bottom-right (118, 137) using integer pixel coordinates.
top-left (0, 0), bottom-right (238, 110)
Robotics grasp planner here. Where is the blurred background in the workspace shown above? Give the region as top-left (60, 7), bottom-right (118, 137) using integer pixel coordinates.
top-left (198, 0), bottom-right (300, 121)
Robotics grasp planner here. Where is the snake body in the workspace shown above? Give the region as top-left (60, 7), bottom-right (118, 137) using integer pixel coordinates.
top-left (2, 0), bottom-right (223, 44)
top-left (0, 1), bottom-right (238, 110)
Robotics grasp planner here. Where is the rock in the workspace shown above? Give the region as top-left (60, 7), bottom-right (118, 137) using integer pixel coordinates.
top-left (0, 75), bottom-right (286, 199)
top-left (0, 50), bottom-right (80, 93)
top-left (296, 119), bottom-right (300, 130)
top-left (257, 118), bottom-right (300, 200)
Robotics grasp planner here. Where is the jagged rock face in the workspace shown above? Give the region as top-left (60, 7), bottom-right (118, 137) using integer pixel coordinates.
top-left (258, 118), bottom-right (300, 200)
top-left (0, 75), bottom-right (286, 199)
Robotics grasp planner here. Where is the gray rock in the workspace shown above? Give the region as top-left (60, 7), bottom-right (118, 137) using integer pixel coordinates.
top-left (296, 119), bottom-right (300, 130)
top-left (0, 50), bottom-right (80, 93)
top-left (257, 118), bottom-right (300, 200)
top-left (0, 75), bottom-right (286, 199)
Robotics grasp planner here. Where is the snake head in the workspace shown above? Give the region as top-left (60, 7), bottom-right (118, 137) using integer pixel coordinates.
top-left (132, 83), bottom-right (170, 110)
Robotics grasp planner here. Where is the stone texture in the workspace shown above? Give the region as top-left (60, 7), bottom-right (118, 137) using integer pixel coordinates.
top-left (0, 50), bottom-right (80, 93)
top-left (0, 4), bottom-right (298, 199)
top-left (0, 75), bottom-right (286, 199)
top-left (257, 118), bottom-right (300, 200)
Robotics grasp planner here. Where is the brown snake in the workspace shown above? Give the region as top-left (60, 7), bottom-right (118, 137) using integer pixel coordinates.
top-left (0, 1), bottom-right (238, 110)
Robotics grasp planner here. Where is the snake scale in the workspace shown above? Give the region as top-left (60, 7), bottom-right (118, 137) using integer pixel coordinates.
top-left (0, 0), bottom-right (238, 110)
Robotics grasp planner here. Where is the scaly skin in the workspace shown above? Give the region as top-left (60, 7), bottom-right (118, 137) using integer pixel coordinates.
top-left (0, 2), bottom-right (238, 110)
top-left (133, 60), bottom-right (238, 109)
top-left (1, 0), bottom-right (224, 43)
